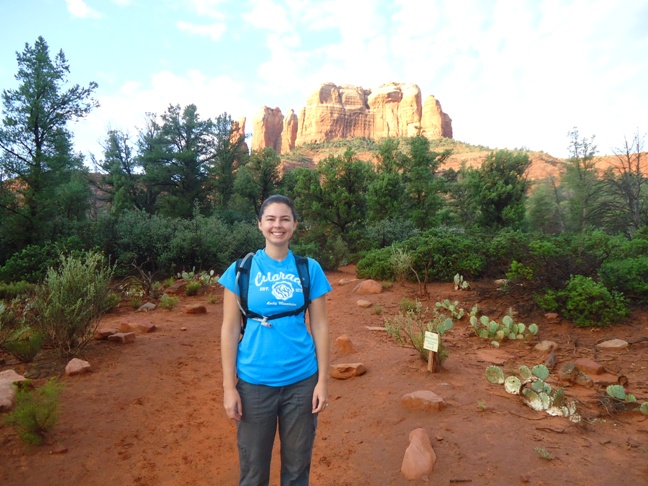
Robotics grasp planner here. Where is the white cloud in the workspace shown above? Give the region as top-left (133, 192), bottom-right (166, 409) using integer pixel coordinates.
top-left (65, 0), bottom-right (103, 19)
top-left (74, 70), bottom-right (255, 159)
top-left (176, 21), bottom-right (227, 41)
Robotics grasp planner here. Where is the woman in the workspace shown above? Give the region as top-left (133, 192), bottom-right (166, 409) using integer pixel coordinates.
top-left (219, 195), bottom-right (332, 486)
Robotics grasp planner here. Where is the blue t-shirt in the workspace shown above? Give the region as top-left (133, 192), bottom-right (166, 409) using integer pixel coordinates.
top-left (219, 249), bottom-right (332, 387)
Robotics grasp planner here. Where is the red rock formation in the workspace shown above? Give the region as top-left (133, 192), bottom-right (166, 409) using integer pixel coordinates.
top-left (251, 106), bottom-right (283, 152)
top-left (251, 82), bottom-right (453, 152)
top-left (281, 109), bottom-right (298, 153)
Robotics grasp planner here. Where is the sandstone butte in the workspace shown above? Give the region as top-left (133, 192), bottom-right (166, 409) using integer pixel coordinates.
top-left (250, 82), bottom-right (452, 154)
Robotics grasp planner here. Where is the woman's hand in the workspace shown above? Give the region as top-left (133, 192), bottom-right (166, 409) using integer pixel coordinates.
top-left (224, 387), bottom-right (242, 421)
top-left (311, 379), bottom-right (328, 413)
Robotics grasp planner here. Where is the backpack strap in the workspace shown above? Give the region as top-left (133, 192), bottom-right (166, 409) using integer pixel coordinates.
top-left (236, 253), bottom-right (311, 335)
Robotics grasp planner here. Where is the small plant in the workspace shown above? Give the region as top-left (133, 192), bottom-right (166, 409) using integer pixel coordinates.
top-left (399, 297), bottom-right (418, 313)
top-left (384, 299), bottom-right (453, 366)
top-left (207, 294), bottom-right (219, 304)
top-left (605, 385), bottom-right (648, 414)
top-left (163, 277), bottom-right (176, 288)
top-left (197, 270), bottom-right (218, 287)
top-left (454, 273), bottom-right (470, 291)
top-left (391, 247), bottom-right (413, 283)
top-left (534, 447), bottom-right (554, 460)
top-left (380, 281), bottom-right (394, 290)
top-left (33, 251), bottom-right (114, 359)
top-left (103, 292), bottom-right (121, 312)
top-left (470, 310), bottom-right (539, 347)
top-left (372, 306), bottom-right (382, 315)
top-left (159, 294), bottom-right (180, 310)
top-left (435, 299), bottom-right (465, 320)
top-left (185, 281), bottom-right (202, 297)
top-left (4, 378), bottom-right (63, 445)
top-left (477, 400), bottom-right (488, 411)
top-left (2, 326), bottom-right (46, 363)
top-left (485, 363), bottom-right (580, 422)
top-left (177, 268), bottom-right (196, 280)
top-left (129, 296), bottom-right (143, 309)
top-left (507, 260), bottom-right (534, 281)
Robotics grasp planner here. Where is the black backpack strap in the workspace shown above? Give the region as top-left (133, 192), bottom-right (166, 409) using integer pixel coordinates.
top-left (235, 252), bottom-right (255, 334)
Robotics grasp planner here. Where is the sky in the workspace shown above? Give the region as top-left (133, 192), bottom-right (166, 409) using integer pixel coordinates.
top-left (1, 0), bottom-right (647, 162)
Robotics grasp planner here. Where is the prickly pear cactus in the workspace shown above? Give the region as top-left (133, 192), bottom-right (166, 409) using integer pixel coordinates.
top-left (485, 365), bottom-right (505, 384)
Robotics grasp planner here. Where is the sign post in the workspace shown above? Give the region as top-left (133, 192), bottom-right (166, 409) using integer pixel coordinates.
top-left (423, 331), bottom-right (439, 373)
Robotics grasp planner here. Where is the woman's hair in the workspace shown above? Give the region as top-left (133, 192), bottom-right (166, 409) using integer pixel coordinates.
top-left (258, 195), bottom-right (298, 221)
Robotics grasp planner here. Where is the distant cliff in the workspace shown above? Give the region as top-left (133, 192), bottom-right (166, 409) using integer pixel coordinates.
top-left (251, 82), bottom-right (452, 153)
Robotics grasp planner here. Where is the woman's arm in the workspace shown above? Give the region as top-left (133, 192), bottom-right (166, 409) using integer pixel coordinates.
top-left (221, 288), bottom-right (243, 421)
top-left (308, 295), bottom-right (330, 413)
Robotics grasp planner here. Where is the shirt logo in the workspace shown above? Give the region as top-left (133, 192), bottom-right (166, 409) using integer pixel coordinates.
top-left (272, 281), bottom-right (295, 300)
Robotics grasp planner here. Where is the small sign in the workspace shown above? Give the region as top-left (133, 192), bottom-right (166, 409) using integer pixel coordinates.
top-left (424, 331), bottom-right (439, 352)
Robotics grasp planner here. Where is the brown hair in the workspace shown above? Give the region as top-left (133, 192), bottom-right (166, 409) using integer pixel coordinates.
top-left (258, 195), bottom-right (298, 221)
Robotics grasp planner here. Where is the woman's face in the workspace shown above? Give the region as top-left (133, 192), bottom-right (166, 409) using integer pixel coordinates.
top-left (258, 202), bottom-right (298, 246)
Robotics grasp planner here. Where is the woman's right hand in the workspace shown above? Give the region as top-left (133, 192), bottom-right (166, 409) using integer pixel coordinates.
top-left (223, 387), bottom-right (242, 421)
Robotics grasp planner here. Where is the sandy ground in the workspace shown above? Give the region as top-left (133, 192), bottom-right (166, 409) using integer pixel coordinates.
top-left (1, 265), bottom-right (647, 485)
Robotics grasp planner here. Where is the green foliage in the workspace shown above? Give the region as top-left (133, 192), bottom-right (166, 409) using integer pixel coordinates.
top-left (362, 218), bottom-right (420, 250)
top-left (534, 447), bottom-right (555, 460)
top-left (0, 37), bottom-right (97, 258)
top-left (506, 260), bottom-right (534, 281)
top-left (0, 281), bottom-right (36, 300)
top-left (103, 292), bottom-right (121, 312)
top-left (292, 231), bottom-right (349, 271)
top-left (435, 299), bottom-right (465, 320)
top-left (3, 378), bottom-right (63, 445)
top-left (0, 244), bottom-right (60, 284)
top-left (384, 299), bottom-right (453, 365)
top-left (599, 256), bottom-right (648, 304)
top-left (356, 247), bottom-right (394, 281)
top-left (453, 273), bottom-right (470, 290)
top-left (390, 247), bottom-right (412, 283)
top-left (470, 310), bottom-right (539, 345)
top-left (2, 326), bottom-right (45, 363)
top-left (469, 150), bottom-right (531, 229)
top-left (485, 364), bottom-right (579, 421)
top-left (32, 251), bottom-right (114, 358)
top-left (539, 275), bottom-right (629, 328)
top-left (158, 294), bottom-right (179, 310)
top-left (185, 281), bottom-right (202, 296)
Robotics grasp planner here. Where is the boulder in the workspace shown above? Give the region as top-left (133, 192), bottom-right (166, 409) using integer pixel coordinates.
top-left (65, 358), bottom-right (91, 376)
top-left (401, 428), bottom-right (436, 480)
top-left (329, 363), bottom-right (366, 380)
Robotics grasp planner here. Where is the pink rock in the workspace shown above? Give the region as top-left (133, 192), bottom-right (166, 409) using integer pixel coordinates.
top-left (574, 358), bottom-right (605, 375)
top-left (353, 280), bottom-right (383, 295)
top-left (184, 305), bottom-right (207, 314)
top-left (329, 363), bottom-right (366, 380)
top-left (107, 332), bottom-right (136, 344)
top-left (335, 335), bottom-right (357, 355)
top-left (356, 299), bottom-right (372, 308)
top-left (65, 358), bottom-right (91, 376)
top-left (401, 428), bottom-right (437, 480)
top-left (401, 390), bottom-right (446, 412)
top-left (0, 370), bottom-right (27, 412)
top-left (95, 328), bottom-right (118, 340)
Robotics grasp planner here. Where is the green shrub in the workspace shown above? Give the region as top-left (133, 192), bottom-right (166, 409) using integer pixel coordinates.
top-left (185, 281), bottom-right (202, 296)
top-left (103, 292), bottom-right (121, 312)
top-left (32, 252), bottom-right (114, 358)
top-left (540, 275), bottom-right (629, 328)
top-left (390, 247), bottom-right (412, 283)
top-left (507, 260), bottom-right (534, 281)
top-left (3, 378), bottom-right (63, 445)
top-left (356, 247), bottom-right (394, 281)
top-left (0, 281), bottom-right (36, 300)
top-left (0, 244), bottom-right (59, 283)
top-left (0, 301), bottom-right (21, 347)
top-left (2, 326), bottom-right (45, 363)
top-left (599, 257), bottom-right (648, 304)
top-left (159, 294), bottom-right (179, 310)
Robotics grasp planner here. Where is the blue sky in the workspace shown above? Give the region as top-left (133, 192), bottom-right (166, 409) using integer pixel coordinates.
top-left (1, 0), bottom-right (647, 161)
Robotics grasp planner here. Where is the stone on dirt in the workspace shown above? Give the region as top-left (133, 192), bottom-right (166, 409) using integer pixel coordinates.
top-left (107, 332), bottom-right (136, 344)
top-left (329, 363), bottom-right (366, 380)
top-left (401, 428), bottom-right (437, 480)
top-left (596, 339), bottom-right (629, 350)
top-left (335, 335), bottom-right (357, 355)
top-left (353, 280), bottom-right (383, 295)
top-left (0, 370), bottom-right (27, 412)
top-left (401, 390), bottom-right (446, 412)
top-left (65, 358), bottom-right (91, 376)
top-left (184, 305), bottom-right (207, 314)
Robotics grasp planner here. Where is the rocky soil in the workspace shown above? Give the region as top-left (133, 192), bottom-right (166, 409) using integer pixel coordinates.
top-left (1, 266), bottom-right (647, 485)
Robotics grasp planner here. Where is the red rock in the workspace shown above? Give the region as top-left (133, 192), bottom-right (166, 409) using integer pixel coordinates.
top-left (353, 280), bottom-right (383, 295)
top-left (401, 428), bottom-right (436, 480)
top-left (329, 363), bottom-right (366, 380)
top-left (335, 335), bottom-right (357, 354)
top-left (184, 305), bottom-right (207, 314)
top-left (401, 390), bottom-right (446, 412)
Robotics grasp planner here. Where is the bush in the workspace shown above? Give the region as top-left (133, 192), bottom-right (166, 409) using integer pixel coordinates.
top-left (599, 257), bottom-right (648, 304)
top-left (4, 379), bottom-right (63, 445)
top-left (2, 326), bottom-right (45, 363)
top-left (356, 247), bottom-right (394, 281)
top-left (185, 281), bottom-right (202, 296)
top-left (0, 281), bottom-right (36, 300)
top-left (159, 294), bottom-right (179, 310)
top-left (32, 252), bottom-right (114, 358)
top-left (0, 244), bottom-right (59, 284)
top-left (539, 275), bottom-right (629, 328)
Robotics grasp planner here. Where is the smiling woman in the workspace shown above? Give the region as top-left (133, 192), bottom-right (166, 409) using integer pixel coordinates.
top-left (218, 194), bottom-right (332, 485)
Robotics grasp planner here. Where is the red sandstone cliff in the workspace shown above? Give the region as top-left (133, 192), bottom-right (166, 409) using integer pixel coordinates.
top-left (252, 82), bottom-right (452, 154)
